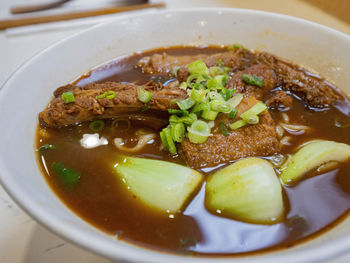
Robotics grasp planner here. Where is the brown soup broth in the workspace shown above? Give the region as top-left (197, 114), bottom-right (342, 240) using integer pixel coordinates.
top-left (36, 46), bottom-right (350, 255)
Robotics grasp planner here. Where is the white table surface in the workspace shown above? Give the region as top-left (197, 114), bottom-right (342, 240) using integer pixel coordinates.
top-left (1, 0), bottom-right (350, 262)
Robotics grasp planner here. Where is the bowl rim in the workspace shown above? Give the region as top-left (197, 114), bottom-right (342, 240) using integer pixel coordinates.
top-left (1, 7), bottom-right (350, 263)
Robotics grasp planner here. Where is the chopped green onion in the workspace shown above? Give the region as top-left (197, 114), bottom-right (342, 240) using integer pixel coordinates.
top-left (171, 123), bottom-right (185, 142)
top-left (179, 116), bottom-right (194, 125)
top-left (38, 144), bottom-right (54, 154)
top-left (228, 93), bottom-right (244, 108)
top-left (141, 102), bottom-right (150, 112)
top-left (176, 98), bottom-right (195, 110)
top-left (190, 82), bottom-right (205, 90)
top-left (209, 66), bottom-right (224, 77)
top-left (96, 90), bottom-right (116, 100)
top-left (189, 113), bottom-right (198, 123)
top-left (245, 115), bottom-right (259, 124)
top-left (190, 89), bottom-right (207, 103)
top-left (160, 130), bottom-right (169, 150)
top-left (220, 88), bottom-right (236, 101)
top-left (89, 120), bottom-right (105, 132)
top-left (179, 82), bottom-right (188, 90)
top-left (228, 108), bottom-right (238, 119)
top-left (172, 66), bottom-right (181, 77)
top-left (218, 59), bottom-right (223, 67)
top-left (229, 120), bottom-right (247, 130)
top-left (138, 87), bottom-right (153, 103)
top-left (210, 100), bottom-right (231, 113)
top-left (61, 92), bottom-right (75, 104)
top-left (105, 91), bottom-right (116, 99)
top-left (187, 120), bottom-right (212, 144)
top-left (187, 60), bottom-right (209, 75)
top-left (227, 43), bottom-right (248, 51)
top-left (163, 127), bottom-right (177, 154)
top-left (240, 102), bottom-right (267, 122)
top-left (96, 93), bottom-right (106, 99)
top-left (242, 74), bottom-right (264, 88)
top-left (202, 110), bottom-right (219, 121)
top-left (51, 162), bottom-right (81, 189)
top-left (219, 122), bottom-right (230, 137)
top-left (191, 102), bottom-right (210, 113)
top-left (209, 91), bottom-right (225, 101)
top-left (186, 74), bottom-right (207, 87)
top-left (168, 109), bottom-right (189, 116)
top-left (169, 115), bottom-right (180, 124)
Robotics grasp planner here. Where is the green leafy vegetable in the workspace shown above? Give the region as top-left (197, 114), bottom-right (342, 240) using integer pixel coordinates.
top-left (280, 140), bottom-right (350, 184)
top-left (51, 162), bottom-right (81, 189)
top-left (242, 74), bottom-right (264, 88)
top-left (114, 156), bottom-right (203, 213)
top-left (206, 157), bottom-right (284, 224)
top-left (61, 92), bottom-right (75, 104)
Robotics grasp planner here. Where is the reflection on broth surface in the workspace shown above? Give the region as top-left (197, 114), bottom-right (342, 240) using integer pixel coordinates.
top-left (37, 46), bottom-right (350, 255)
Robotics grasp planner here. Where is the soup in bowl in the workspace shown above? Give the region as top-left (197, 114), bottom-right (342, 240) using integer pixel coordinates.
top-left (1, 8), bottom-right (350, 263)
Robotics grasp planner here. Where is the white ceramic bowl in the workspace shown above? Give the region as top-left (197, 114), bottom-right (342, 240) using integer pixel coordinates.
top-left (1, 8), bottom-right (350, 263)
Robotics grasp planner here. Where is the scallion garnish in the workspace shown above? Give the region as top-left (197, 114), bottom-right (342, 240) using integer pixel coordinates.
top-left (61, 92), bottom-right (75, 104)
top-left (51, 162), bottom-right (81, 189)
top-left (240, 102), bottom-right (267, 122)
top-left (96, 91), bottom-right (116, 100)
top-left (227, 43), bottom-right (248, 51)
top-left (176, 98), bottom-right (195, 110)
top-left (228, 108), bottom-right (238, 119)
top-left (163, 127), bottom-right (177, 154)
top-left (38, 144), bottom-right (54, 154)
top-left (168, 109), bottom-right (189, 116)
top-left (202, 110), bottom-right (219, 121)
top-left (219, 122), bottom-right (230, 137)
top-left (138, 87), bottom-right (153, 103)
top-left (187, 60), bottom-right (209, 75)
top-left (229, 120), bottom-right (247, 130)
top-left (210, 100), bottom-right (231, 113)
top-left (242, 74), bottom-right (264, 88)
top-left (191, 102), bottom-right (210, 113)
top-left (220, 88), bottom-right (236, 101)
top-left (89, 120), bottom-right (105, 132)
top-left (187, 120), bottom-right (212, 144)
top-left (171, 123), bottom-right (185, 142)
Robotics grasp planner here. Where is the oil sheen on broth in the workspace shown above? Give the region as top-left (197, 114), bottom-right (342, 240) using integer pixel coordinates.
top-left (36, 46), bottom-right (350, 255)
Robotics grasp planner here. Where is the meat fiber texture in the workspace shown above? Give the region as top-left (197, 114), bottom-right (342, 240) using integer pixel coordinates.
top-left (39, 81), bottom-right (187, 128)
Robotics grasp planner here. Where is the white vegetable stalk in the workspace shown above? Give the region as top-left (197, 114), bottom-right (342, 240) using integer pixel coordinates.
top-left (280, 140), bottom-right (350, 184)
top-left (205, 157), bottom-right (284, 224)
top-left (114, 156), bottom-right (203, 213)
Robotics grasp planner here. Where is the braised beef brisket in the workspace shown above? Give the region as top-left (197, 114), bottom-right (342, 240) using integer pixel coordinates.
top-left (39, 82), bottom-right (187, 128)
